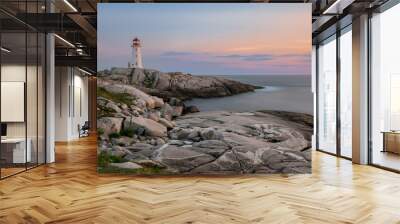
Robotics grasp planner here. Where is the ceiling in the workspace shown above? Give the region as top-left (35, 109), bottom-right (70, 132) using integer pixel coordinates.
top-left (0, 0), bottom-right (390, 72)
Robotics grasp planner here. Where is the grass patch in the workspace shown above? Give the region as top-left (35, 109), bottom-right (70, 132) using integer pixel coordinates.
top-left (97, 151), bottom-right (126, 167)
top-left (98, 151), bottom-right (167, 175)
top-left (97, 87), bottom-right (136, 106)
top-left (97, 105), bottom-right (116, 118)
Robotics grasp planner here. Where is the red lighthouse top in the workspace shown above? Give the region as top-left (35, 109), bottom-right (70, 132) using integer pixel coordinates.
top-left (132, 37), bottom-right (141, 47)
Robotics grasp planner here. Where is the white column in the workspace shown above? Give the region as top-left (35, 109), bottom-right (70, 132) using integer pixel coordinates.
top-left (46, 33), bottom-right (55, 163)
top-left (352, 14), bottom-right (369, 164)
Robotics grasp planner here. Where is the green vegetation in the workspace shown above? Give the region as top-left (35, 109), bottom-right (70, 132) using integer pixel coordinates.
top-left (143, 73), bottom-right (156, 88)
top-left (97, 128), bottom-right (105, 136)
top-left (108, 132), bottom-right (121, 139)
top-left (97, 87), bottom-right (136, 106)
top-left (97, 151), bottom-right (166, 175)
top-left (120, 127), bottom-right (135, 138)
top-left (97, 105), bottom-right (116, 118)
top-left (97, 151), bottom-right (126, 167)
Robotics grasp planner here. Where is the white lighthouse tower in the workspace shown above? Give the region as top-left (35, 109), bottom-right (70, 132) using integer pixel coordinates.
top-left (130, 37), bottom-right (144, 69)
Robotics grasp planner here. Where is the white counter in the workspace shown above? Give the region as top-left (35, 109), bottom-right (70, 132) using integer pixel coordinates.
top-left (1, 138), bottom-right (32, 163)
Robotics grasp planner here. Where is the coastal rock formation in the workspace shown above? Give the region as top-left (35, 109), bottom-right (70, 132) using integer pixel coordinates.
top-left (98, 117), bottom-right (124, 137)
top-left (162, 111), bottom-right (312, 174)
top-left (98, 103), bottom-right (312, 174)
top-left (97, 68), bottom-right (312, 175)
top-left (152, 145), bottom-right (215, 173)
top-left (98, 67), bottom-right (258, 100)
top-left (124, 116), bottom-right (167, 137)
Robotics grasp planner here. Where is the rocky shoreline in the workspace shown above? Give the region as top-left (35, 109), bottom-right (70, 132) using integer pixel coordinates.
top-left (97, 68), bottom-right (312, 174)
top-left (98, 67), bottom-right (259, 100)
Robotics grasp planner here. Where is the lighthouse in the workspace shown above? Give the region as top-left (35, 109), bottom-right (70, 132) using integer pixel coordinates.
top-left (130, 37), bottom-right (144, 69)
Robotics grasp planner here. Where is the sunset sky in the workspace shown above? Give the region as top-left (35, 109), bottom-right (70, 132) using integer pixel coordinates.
top-left (98, 4), bottom-right (311, 75)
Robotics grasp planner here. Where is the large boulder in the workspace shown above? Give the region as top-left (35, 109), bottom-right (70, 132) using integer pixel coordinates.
top-left (97, 97), bottom-right (121, 114)
top-left (126, 143), bottom-right (154, 153)
top-left (147, 111), bottom-right (161, 122)
top-left (200, 128), bottom-right (224, 140)
top-left (169, 128), bottom-right (193, 140)
top-left (259, 147), bottom-right (310, 173)
top-left (169, 97), bottom-right (183, 106)
top-left (158, 118), bottom-right (175, 129)
top-left (190, 151), bottom-right (242, 174)
top-left (151, 96), bottom-right (164, 108)
top-left (109, 145), bottom-right (132, 157)
top-left (184, 105), bottom-right (200, 114)
top-left (124, 116), bottom-right (167, 137)
top-left (111, 136), bottom-right (135, 146)
top-left (172, 106), bottom-right (183, 117)
top-left (99, 81), bottom-right (156, 109)
top-left (97, 117), bottom-right (123, 137)
top-left (160, 103), bottom-right (174, 121)
top-left (152, 145), bottom-right (215, 172)
top-left (192, 140), bottom-right (229, 157)
top-left (124, 143), bottom-right (155, 161)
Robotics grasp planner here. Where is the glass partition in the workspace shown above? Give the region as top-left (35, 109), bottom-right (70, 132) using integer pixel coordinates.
top-left (1, 31), bottom-right (28, 177)
top-left (37, 32), bottom-right (45, 165)
top-left (370, 4), bottom-right (400, 171)
top-left (27, 31), bottom-right (38, 169)
top-left (317, 35), bottom-right (337, 154)
top-left (0, 2), bottom-right (46, 179)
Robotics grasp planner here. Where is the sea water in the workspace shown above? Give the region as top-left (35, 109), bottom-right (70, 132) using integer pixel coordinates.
top-left (185, 75), bottom-right (313, 115)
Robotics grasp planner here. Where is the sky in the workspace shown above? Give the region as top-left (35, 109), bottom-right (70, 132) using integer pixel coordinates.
top-left (98, 4), bottom-right (311, 75)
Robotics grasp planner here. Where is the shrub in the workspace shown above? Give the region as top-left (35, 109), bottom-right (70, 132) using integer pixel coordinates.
top-left (97, 152), bottom-right (108, 167)
top-left (97, 128), bottom-right (105, 136)
top-left (120, 127), bottom-right (135, 137)
top-left (108, 132), bottom-right (120, 139)
top-left (143, 73), bottom-right (156, 88)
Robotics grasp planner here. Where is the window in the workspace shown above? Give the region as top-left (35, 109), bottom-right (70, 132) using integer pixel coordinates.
top-left (370, 3), bottom-right (400, 171)
top-left (339, 27), bottom-right (352, 158)
top-left (317, 35), bottom-right (337, 154)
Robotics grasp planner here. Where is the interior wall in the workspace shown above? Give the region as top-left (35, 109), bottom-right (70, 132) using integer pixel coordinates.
top-left (55, 66), bottom-right (69, 141)
top-left (55, 66), bottom-right (89, 141)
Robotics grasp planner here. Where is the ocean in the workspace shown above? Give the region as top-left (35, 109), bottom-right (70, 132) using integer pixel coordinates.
top-left (185, 75), bottom-right (313, 115)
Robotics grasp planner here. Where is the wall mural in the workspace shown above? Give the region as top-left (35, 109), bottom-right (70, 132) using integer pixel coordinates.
top-left (97, 3), bottom-right (313, 175)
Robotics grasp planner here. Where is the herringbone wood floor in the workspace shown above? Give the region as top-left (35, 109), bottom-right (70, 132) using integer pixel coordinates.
top-left (1, 136), bottom-right (400, 224)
